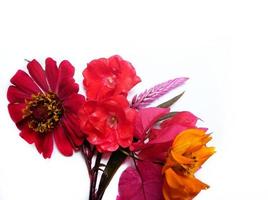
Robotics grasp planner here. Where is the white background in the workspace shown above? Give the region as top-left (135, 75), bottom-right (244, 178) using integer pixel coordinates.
top-left (0, 0), bottom-right (268, 199)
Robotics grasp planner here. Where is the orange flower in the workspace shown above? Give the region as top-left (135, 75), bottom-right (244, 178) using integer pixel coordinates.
top-left (162, 129), bottom-right (215, 200)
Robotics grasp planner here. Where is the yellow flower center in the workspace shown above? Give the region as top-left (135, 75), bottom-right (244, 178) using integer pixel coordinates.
top-left (23, 92), bottom-right (63, 133)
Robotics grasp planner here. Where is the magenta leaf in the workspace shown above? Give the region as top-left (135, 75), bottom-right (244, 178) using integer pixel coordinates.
top-left (148, 124), bottom-right (187, 145)
top-left (118, 161), bottom-right (163, 200)
top-left (138, 142), bottom-right (171, 162)
top-left (160, 111), bottom-right (198, 128)
top-left (135, 107), bottom-right (170, 139)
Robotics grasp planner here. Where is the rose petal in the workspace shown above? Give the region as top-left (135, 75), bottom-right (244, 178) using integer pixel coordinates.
top-left (83, 58), bottom-right (114, 100)
top-left (111, 55), bottom-right (141, 95)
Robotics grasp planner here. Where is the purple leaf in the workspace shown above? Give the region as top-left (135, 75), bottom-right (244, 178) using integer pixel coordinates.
top-left (131, 77), bottom-right (188, 109)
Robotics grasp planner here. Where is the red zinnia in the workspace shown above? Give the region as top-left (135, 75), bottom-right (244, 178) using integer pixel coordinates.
top-left (7, 58), bottom-right (85, 158)
top-left (83, 55), bottom-right (141, 100)
top-left (79, 95), bottom-right (136, 152)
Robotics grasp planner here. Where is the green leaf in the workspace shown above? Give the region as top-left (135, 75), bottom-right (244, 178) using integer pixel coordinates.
top-left (96, 149), bottom-right (128, 200)
top-left (157, 91), bottom-right (185, 108)
top-left (157, 111), bottom-right (178, 122)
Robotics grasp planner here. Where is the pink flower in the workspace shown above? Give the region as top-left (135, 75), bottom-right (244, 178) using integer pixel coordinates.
top-left (79, 95), bottom-right (136, 152)
top-left (83, 55), bottom-right (141, 100)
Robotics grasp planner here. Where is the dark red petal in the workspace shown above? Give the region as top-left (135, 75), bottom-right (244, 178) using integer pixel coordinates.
top-left (139, 142), bottom-right (171, 162)
top-left (11, 70), bottom-right (41, 94)
top-left (45, 58), bottom-right (59, 91)
top-left (63, 94), bottom-right (85, 114)
top-left (42, 133), bottom-right (54, 158)
top-left (56, 60), bottom-right (75, 93)
top-left (20, 125), bottom-right (36, 144)
top-left (58, 80), bottom-right (79, 99)
top-left (8, 103), bottom-right (25, 123)
top-left (27, 59), bottom-right (49, 92)
top-left (54, 126), bottom-right (73, 156)
top-left (59, 60), bottom-right (75, 77)
top-left (20, 125), bottom-right (46, 156)
top-left (7, 86), bottom-right (29, 103)
top-left (61, 114), bottom-right (84, 147)
top-left (65, 113), bottom-right (85, 138)
top-left (34, 134), bottom-right (44, 154)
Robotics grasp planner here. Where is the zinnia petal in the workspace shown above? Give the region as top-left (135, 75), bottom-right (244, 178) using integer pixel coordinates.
top-left (8, 103), bottom-right (25, 123)
top-left (20, 125), bottom-right (37, 144)
top-left (11, 70), bottom-right (41, 94)
top-left (45, 58), bottom-right (59, 91)
top-left (54, 125), bottom-right (73, 156)
top-left (63, 94), bottom-right (85, 114)
top-left (62, 115), bottom-right (84, 147)
top-left (58, 80), bottom-right (79, 99)
top-left (42, 133), bottom-right (54, 158)
top-left (27, 59), bottom-right (49, 92)
top-left (7, 86), bottom-right (29, 103)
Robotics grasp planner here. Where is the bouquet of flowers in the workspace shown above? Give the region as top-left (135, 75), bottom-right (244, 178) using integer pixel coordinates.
top-left (7, 55), bottom-right (215, 200)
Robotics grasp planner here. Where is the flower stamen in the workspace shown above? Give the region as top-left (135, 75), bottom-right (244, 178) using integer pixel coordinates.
top-left (107, 115), bottom-right (118, 128)
top-left (23, 92), bottom-right (63, 133)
